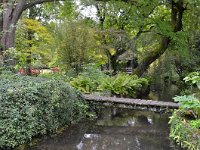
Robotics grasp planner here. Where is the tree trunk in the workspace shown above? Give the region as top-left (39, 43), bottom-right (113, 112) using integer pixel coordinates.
top-left (134, 0), bottom-right (186, 76)
top-left (135, 37), bottom-right (170, 76)
top-left (0, 13), bottom-right (3, 63)
top-left (0, 0), bottom-right (61, 64)
top-left (1, 1), bottom-right (26, 51)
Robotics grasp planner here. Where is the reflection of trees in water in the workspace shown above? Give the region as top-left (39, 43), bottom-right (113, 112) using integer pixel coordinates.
top-left (137, 115), bottom-right (150, 125)
top-left (96, 107), bottom-right (170, 128)
top-left (32, 108), bottom-right (177, 150)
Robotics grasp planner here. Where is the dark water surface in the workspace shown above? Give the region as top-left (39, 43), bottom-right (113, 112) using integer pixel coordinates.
top-left (30, 107), bottom-right (180, 150)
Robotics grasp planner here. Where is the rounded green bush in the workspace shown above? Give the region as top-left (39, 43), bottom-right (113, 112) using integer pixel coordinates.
top-left (0, 75), bottom-right (88, 149)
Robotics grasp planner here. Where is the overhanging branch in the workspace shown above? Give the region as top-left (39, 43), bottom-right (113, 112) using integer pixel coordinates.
top-left (24, 0), bottom-right (63, 10)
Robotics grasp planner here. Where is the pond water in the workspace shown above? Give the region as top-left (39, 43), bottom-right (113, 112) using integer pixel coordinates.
top-left (30, 107), bottom-right (181, 150)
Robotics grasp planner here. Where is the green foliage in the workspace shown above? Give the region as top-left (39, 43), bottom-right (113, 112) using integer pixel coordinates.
top-left (80, 64), bottom-right (108, 81)
top-left (190, 119), bottom-right (200, 129)
top-left (98, 73), bottom-right (149, 98)
top-left (58, 0), bottom-right (77, 20)
top-left (55, 20), bottom-right (98, 71)
top-left (70, 75), bottom-right (97, 93)
top-left (70, 64), bottom-right (149, 97)
top-left (170, 72), bottom-right (200, 150)
top-left (173, 95), bottom-right (200, 118)
top-left (184, 72), bottom-right (200, 89)
top-left (39, 72), bottom-right (70, 83)
top-left (169, 111), bottom-right (200, 150)
top-left (70, 64), bottom-right (109, 93)
top-left (0, 48), bottom-right (17, 74)
top-left (0, 75), bottom-right (88, 149)
top-left (15, 19), bottom-right (54, 68)
top-left (181, 71), bottom-right (200, 97)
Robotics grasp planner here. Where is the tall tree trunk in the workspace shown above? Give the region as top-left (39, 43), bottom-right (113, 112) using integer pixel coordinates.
top-left (0, 0), bottom-right (61, 64)
top-left (134, 0), bottom-right (186, 76)
top-left (135, 37), bottom-right (170, 76)
top-left (0, 6), bottom-right (3, 63)
top-left (1, 1), bottom-right (25, 51)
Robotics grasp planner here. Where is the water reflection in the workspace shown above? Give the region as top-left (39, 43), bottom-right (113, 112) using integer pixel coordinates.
top-left (30, 107), bottom-right (180, 150)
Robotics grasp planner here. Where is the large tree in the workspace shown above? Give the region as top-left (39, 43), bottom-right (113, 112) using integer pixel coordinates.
top-left (134, 0), bottom-right (186, 75)
top-left (94, 0), bottom-right (156, 74)
top-left (0, 0), bottom-right (61, 59)
top-left (93, 0), bottom-right (187, 75)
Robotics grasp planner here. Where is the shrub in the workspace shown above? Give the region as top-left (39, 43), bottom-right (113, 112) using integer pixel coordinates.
top-left (70, 64), bottom-right (109, 93)
top-left (169, 111), bottom-right (200, 150)
top-left (70, 65), bottom-right (149, 98)
top-left (169, 72), bottom-right (200, 150)
top-left (0, 75), bottom-right (88, 149)
top-left (184, 72), bottom-right (200, 86)
top-left (173, 95), bottom-right (200, 118)
top-left (98, 73), bottom-right (149, 98)
top-left (39, 72), bottom-right (70, 82)
top-left (170, 95), bottom-right (200, 150)
top-left (190, 119), bottom-right (200, 129)
top-left (70, 75), bottom-right (98, 93)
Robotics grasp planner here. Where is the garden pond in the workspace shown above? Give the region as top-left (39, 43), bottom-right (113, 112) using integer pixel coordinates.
top-left (29, 107), bottom-right (181, 150)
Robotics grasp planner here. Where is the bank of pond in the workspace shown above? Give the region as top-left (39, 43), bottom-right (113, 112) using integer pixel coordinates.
top-left (0, 74), bottom-right (199, 150)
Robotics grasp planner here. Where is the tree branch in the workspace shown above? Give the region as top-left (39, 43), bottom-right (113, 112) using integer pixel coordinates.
top-left (24, 0), bottom-right (62, 10)
top-left (134, 0), bottom-right (185, 76)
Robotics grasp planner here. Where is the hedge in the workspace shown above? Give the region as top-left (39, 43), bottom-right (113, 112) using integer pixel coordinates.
top-left (0, 75), bottom-right (88, 149)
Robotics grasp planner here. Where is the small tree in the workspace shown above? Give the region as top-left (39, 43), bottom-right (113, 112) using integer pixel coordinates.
top-left (55, 20), bottom-right (97, 72)
top-left (15, 19), bottom-right (53, 70)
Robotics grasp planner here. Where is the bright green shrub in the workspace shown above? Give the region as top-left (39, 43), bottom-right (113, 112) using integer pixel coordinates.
top-left (169, 72), bottom-right (200, 150)
top-left (98, 73), bottom-right (149, 98)
top-left (190, 119), bottom-right (200, 129)
top-left (169, 111), bottom-right (200, 150)
top-left (170, 95), bottom-right (200, 150)
top-left (70, 75), bottom-right (97, 93)
top-left (184, 72), bottom-right (200, 86)
top-left (173, 95), bottom-right (200, 118)
top-left (70, 64), bottom-right (109, 93)
top-left (0, 75), bottom-right (88, 149)
top-left (39, 72), bottom-right (71, 82)
top-left (69, 64), bottom-right (149, 97)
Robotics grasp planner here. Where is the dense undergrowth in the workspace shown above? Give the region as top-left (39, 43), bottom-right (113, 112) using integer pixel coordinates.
top-left (169, 72), bottom-right (200, 150)
top-left (70, 72), bottom-right (149, 98)
top-left (169, 110), bottom-right (200, 150)
top-left (40, 64), bottom-right (150, 98)
top-left (0, 74), bottom-right (88, 149)
top-left (67, 64), bottom-right (149, 98)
